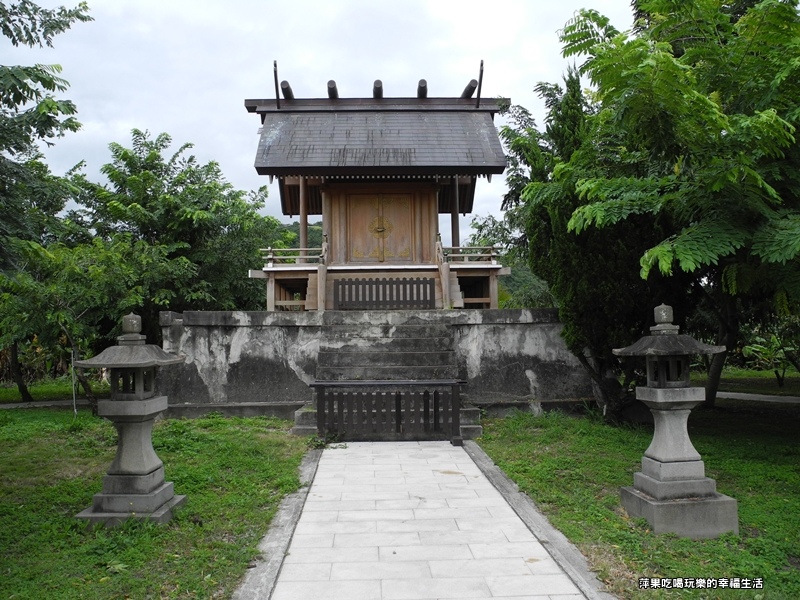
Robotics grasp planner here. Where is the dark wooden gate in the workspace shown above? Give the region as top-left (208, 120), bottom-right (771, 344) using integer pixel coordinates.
top-left (333, 278), bottom-right (435, 310)
top-left (310, 380), bottom-right (463, 445)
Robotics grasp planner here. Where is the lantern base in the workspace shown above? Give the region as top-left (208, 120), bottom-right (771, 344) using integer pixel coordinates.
top-left (633, 471), bottom-right (717, 500)
top-left (621, 486), bottom-right (738, 539)
top-left (76, 494), bottom-right (186, 529)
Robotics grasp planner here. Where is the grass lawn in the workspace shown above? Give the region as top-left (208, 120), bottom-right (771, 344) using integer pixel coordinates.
top-left (0, 409), bottom-right (308, 599)
top-left (0, 378), bottom-right (110, 404)
top-left (2, 367), bottom-right (796, 405)
top-left (692, 367), bottom-right (800, 397)
top-left (477, 399), bottom-right (800, 600)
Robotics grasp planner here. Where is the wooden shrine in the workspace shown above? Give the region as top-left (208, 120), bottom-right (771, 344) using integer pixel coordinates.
top-left (246, 68), bottom-right (509, 311)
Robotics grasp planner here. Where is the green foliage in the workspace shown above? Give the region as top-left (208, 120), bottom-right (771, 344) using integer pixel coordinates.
top-left (739, 315), bottom-right (800, 385)
top-left (69, 129), bottom-right (291, 322)
top-left (0, 234), bottom-right (193, 355)
top-left (561, 0), bottom-right (800, 308)
top-left (501, 64), bottom-right (695, 418)
top-left (0, 1), bottom-right (91, 271)
top-left (0, 375), bottom-right (108, 403)
top-left (0, 1), bottom-right (91, 48)
top-left (742, 333), bottom-right (794, 386)
top-left (282, 220), bottom-right (322, 248)
top-left (467, 214), bottom-right (555, 308)
top-left (560, 9), bottom-right (620, 65)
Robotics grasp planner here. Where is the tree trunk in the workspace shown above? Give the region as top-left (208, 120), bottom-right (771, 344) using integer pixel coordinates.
top-left (60, 324), bottom-right (98, 416)
top-left (704, 294), bottom-right (739, 408)
top-left (9, 342), bottom-right (34, 403)
top-left (576, 351), bottom-right (623, 422)
top-left (75, 366), bottom-right (98, 416)
top-left (704, 349), bottom-right (727, 408)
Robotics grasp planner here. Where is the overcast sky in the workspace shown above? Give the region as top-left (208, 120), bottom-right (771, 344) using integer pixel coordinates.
top-left (8, 0), bottom-right (635, 241)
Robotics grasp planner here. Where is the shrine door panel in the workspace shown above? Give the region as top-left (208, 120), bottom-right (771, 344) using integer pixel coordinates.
top-left (347, 194), bottom-right (414, 263)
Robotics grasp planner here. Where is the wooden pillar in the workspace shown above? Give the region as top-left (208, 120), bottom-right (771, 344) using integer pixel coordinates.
top-left (267, 273), bottom-right (276, 311)
top-left (299, 176), bottom-right (308, 262)
top-left (321, 188), bottom-right (331, 261)
top-left (451, 176), bottom-right (460, 249)
top-left (489, 273), bottom-right (499, 309)
top-left (317, 264), bottom-right (327, 313)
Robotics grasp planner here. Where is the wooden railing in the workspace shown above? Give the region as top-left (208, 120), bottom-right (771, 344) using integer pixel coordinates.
top-left (261, 241), bottom-right (328, 268)
top-left (442, 246), bottom-right (499, 263)
top-left (310, 379), bottom-right (464, 445)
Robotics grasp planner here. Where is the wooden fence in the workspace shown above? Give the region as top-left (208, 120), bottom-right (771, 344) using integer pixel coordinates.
top-left (333, 277), bottom-right (435, 310)
top-left (310, 380), bottom-right (463, 445)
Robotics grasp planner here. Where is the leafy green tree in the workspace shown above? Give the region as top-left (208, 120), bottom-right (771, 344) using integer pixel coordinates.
top-left (0, 0), bottom-right (91, 270)
top-left (560, 0), bottom-right (800, 405)
top-left (467, 214), bottom-right (555, 308)
top-left (69, 129), bottom-right (292, 336)
top-left (282, 220), bottom-right (322, 249)
top-left (0, 235), bottom-right (194, 411)
top-left (488, 67), bottom-right (687, 418)
top-left (525, 85), bottom-right (696, 416)
top-left (0, 0), bottom-right (90, 399)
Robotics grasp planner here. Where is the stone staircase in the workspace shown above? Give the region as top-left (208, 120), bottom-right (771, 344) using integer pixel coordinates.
top-left (292, 320), bottom-right (482, 439)
top-left (316, 322), bottom-right (456, 381)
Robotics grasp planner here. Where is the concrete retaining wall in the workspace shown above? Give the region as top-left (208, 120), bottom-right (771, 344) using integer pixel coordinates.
top-left (157, 309), bottom-right (591, 411)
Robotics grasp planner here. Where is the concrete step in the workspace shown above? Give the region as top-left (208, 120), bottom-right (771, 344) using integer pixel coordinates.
top-left (290, 425), bottom-right (317, 436)
top-left (320, 336), bottom-right (453, 352)
top-left (460, 424), bottom-right (482, 440)
top-left (320, 323), bottom-right (451, 339)
top-left (317, 350), bottom-right (456, 368)
top-left (316, 365), bottom-right (459, 381)
top-left (459, 406), bottom-right (481, 425)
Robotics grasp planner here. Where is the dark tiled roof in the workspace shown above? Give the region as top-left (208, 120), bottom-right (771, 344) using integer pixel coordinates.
top-left (248, 99), bottom-right (507, 176)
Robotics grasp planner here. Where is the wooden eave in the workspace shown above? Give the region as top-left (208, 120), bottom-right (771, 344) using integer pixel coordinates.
top-left (244, 97), bottom-right (507, 115)
top-left (277, 175), bottom-right (478, 217)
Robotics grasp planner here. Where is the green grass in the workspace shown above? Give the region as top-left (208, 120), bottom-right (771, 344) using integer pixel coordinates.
top-left (692, 367), bottom-right (800, 397)
top-left (0, 377), bottom-right (110, 404)
top-left (477, 400), bottom-right (800, 600)
top-left (0, 409), bottom-right (308, 599)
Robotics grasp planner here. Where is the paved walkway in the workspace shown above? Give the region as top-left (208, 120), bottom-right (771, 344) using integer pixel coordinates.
top-left (716, 391), bottom-right (800, 404)
top-left (236, 441), bottom-right (612, 600)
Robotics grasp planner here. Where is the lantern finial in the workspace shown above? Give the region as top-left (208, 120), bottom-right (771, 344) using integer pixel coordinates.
top-left (650, 304), bottom-right (679, 335)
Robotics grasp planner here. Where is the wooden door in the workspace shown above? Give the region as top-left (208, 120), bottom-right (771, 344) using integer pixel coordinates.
top-left (347, 194), bottom-right (414, 263)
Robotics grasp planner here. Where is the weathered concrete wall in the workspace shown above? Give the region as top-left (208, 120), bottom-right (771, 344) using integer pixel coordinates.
top-left (157, 309), bottom-right (590, 408)
top-left (450, 310), bottom-right (591, 403)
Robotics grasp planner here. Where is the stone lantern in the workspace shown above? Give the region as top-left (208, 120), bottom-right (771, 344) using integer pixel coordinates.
top-left (74, 313), bottom-right (186, 527)
top-left (613, 304), bottom-right (738, 539)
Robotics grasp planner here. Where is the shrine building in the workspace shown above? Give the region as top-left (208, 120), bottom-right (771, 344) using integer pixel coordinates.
top-left (246, 70), bottom-right (509, 311)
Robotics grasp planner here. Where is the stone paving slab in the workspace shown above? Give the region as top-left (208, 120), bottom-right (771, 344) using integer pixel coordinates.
top-left (238, 441), bottom-right (613, 600)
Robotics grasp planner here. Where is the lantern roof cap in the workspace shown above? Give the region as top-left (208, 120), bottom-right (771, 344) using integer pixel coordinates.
top-left (613, 304), bottom-right (725, 357)
top-left (74, 313), bottom-right (183, 369)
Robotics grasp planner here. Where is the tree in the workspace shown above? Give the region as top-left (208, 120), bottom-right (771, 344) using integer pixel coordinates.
top-left (69, 129), bottom-right (292, 337)
top-left (561, 0), bottom-right (800, 405)
top-left (530, 70), bottom-right (700, 418)
top-left (487, 66), bottom-right (686, 418)
top-left (0, 0), bottom-right (91, 270)
top-left (0, 235), bottom-right (194, 412)
top-left (467, 214), bottom-right (555, 308)
top-left (0, 0), bottom-right (90, 400)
